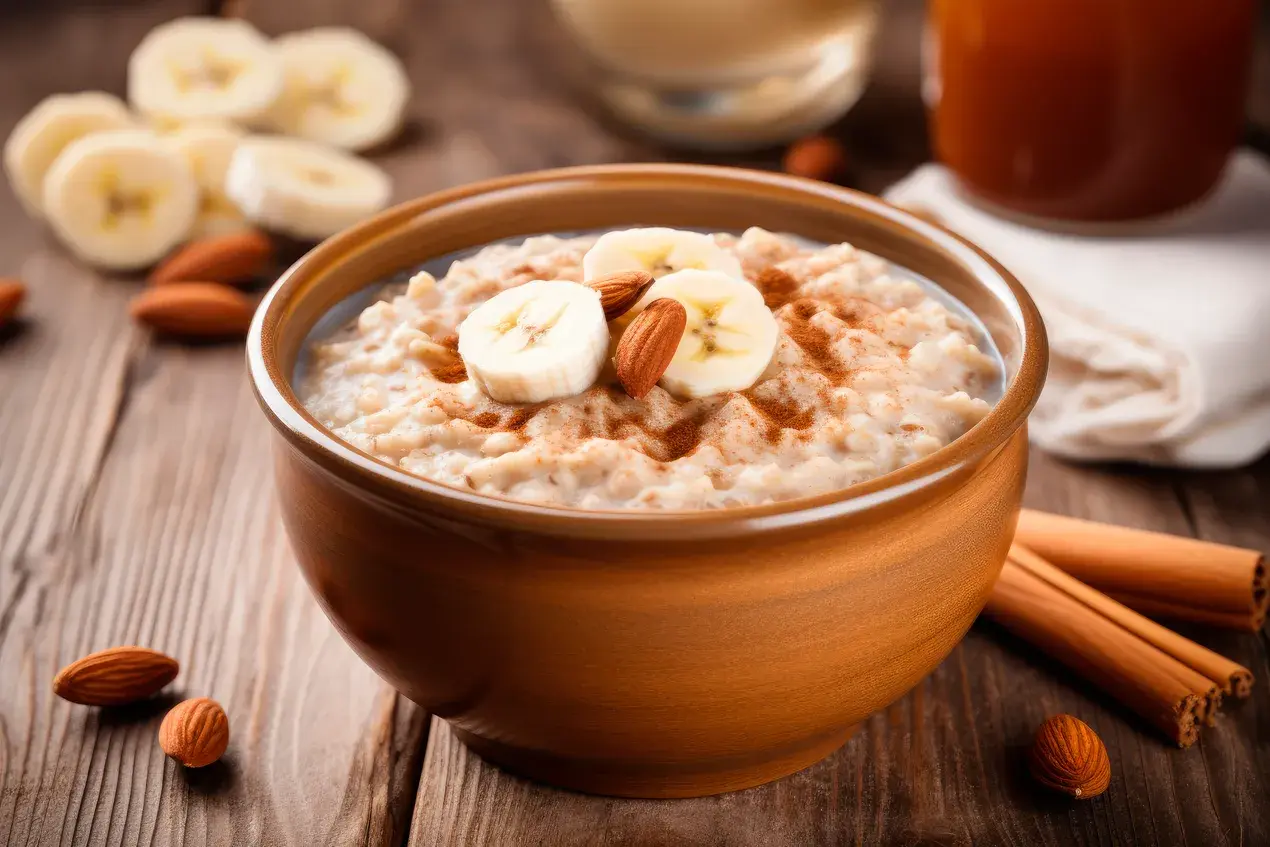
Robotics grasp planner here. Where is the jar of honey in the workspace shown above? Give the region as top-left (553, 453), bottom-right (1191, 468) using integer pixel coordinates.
top-left (927, 0), bottom-right (1256, 224)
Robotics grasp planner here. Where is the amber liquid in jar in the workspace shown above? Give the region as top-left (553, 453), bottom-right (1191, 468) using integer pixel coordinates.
top-left (929, 0), bottom-right (1256, 224)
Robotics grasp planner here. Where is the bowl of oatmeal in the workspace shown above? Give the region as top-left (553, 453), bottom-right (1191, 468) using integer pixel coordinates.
top-left (248, 164), bottom-right (1046, 798)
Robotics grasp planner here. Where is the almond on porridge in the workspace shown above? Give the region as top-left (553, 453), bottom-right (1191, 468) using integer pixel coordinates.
top-left (301, 227), bottom-right (999, 509)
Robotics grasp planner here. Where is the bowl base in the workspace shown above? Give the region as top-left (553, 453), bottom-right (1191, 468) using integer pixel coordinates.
top-left (451, 723), bottom-right (859, 798)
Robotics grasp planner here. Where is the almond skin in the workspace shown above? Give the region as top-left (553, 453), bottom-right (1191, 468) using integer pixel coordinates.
top-left (159, 697), bottom-right (229, 768)
top-left (130, 282), bottom-right (255, 338)
top-left (53, 646), bottom-right (180, 706)
top-left (1029, 714), bottom-right (1111, 799)
top-left (148, 230), bottom-right (273, 287)
top-left (616, 298), bottom-right (687, 399)
top-left (783, 135), bottom-right (848, 182)
top-left (587, 270), bottom-right (655, 320)
top-left (0, 278), bottom-right (26, 327)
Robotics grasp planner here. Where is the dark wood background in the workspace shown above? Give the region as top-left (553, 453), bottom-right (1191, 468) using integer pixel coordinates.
top-left (1, 1), bottom-right (1268, 845)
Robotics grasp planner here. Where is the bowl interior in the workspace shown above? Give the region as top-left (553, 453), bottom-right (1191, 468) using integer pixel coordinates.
top-left (251, 165), bottom-right (1045, 531)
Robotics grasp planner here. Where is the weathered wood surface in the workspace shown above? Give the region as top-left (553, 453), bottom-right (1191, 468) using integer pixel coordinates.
top-left (1, 0), bottom-right (1268, 846)
top-left (0, 4), bottom-right (428, 846)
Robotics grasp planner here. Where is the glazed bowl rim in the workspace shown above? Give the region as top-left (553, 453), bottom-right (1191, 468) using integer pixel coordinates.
top-left (247, 163), bottom-right (1047, 537)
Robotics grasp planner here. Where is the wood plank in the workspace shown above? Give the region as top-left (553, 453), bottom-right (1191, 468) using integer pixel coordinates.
top-left (0, 5), bottom-right (429, 846)
top-left (221, 1), bottom-right (1268, 844)
top-left (5, 1), bottom-right (1267, 845)
top-left (405, 450), bottom-right (1270, 847)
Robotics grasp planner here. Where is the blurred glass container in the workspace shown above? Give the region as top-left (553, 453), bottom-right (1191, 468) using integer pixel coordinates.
top-left (927, 0), bottom-right (1257, 226)
top-left (551, 0), bottom-right (879, 150)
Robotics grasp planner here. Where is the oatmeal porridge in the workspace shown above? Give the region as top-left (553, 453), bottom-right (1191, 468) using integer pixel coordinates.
top-left (300, 227), bottom-right (999, 509)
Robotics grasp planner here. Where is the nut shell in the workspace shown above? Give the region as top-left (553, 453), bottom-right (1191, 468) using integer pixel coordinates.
top-left (1029, 714), bottom-right (1111, 799)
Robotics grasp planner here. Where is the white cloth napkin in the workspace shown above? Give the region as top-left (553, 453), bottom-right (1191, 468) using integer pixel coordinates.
top-left (885, 151), bottom-right (1270, 468)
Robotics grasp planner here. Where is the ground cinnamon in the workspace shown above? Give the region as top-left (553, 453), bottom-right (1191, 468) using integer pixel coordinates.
top-left (1015, 510), bottom-right (1267, 632)
top-left (754, 266), bottom-right (800, 310)
top-left (746, 392), bottom-right (815, 444)
top-left (429, 359), bottom-right (468, 384)
top-left (784, 299), bottom-right (849, 385)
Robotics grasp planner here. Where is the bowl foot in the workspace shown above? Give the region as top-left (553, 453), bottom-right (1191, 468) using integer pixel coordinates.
top-left (451, 723), bottom-right (858, 798)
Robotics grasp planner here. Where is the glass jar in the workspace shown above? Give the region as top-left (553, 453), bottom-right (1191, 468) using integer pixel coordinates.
top-left (927, 0), bottom-right (1256, 224)
top-left (551, 0), bottom-right (879, 150)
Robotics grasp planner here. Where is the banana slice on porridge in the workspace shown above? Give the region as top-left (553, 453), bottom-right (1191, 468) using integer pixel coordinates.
top-left (582, 227), bottom-right (744, 281)
top-left (631, 269), bottom-right (778, 399)
top-left (458, 279), bottom-right (609, 404)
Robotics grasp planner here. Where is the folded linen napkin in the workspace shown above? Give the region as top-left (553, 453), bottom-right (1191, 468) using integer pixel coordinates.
top-left (885, 151), bottom-right (1270, 468)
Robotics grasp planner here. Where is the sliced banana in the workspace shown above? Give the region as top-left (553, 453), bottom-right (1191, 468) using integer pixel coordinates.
top-left (3, 92), bottom-right (135, 217)
top-left (163, 122), bottom-right (250, 238)
top-left (225, 136), bottom-right (391, 241)
top-left (266, 27), bottom-right (410, 152)
top-left (633, 269), bottom-right (778, 399)
top-left (128, 17), bottom-right (282, 126)
top-left (582, 227), bottom-right (744, 282)
top-left (458, 280), bottom-right (609, 404)
top-left (42, 129), bottom-right (198, 271)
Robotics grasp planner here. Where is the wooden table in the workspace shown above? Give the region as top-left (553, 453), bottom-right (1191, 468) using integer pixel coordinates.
top-left (2, 1), bottom-right (1268, 845)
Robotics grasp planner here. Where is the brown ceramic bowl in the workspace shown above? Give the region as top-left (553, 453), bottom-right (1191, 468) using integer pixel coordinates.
top-left (247, 164), bottom-right (1047, 798)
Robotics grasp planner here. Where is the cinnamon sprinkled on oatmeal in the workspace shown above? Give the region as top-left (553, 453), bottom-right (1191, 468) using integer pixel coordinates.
top-left (661, 414), bottom-right (704, 462)
top-left (506, 408), bottom-right (538, 431)
top-left (755, 266), bottom-right (800, 310)
top-left (301, 228), bottom-right (998, 509)
top-left (746, 392), bottom-right (817, 444)
top-left (430, 359), bottom-right (468, 384)
top-left (784, 299), bottom-right (849, 385)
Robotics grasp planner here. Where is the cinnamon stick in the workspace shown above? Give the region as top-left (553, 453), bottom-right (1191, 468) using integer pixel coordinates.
top-left (985, 558), bottom-right (1209, 746)
top-left (1016, 509), bottom-right (1267, 631)
top-left (1010, 545), bottom-right (1253, 704)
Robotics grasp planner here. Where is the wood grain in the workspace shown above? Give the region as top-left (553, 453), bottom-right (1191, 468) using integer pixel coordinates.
top-left (1, 0), bottom-right (1268, 845)
top-left (404, 450), bottom-right (1270, 847)
top-left (0, 4), bottom-right (427, 846)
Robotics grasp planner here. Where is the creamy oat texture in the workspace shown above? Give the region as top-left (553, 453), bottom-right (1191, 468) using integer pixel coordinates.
top-left (301, 228), bottom-right (999, 509)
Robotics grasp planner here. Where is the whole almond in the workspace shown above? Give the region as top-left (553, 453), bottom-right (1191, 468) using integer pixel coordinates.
top-left (616, 298), bottom-right (687, 399)
top-left (783, 135), bottom-right (848, 182)
top-left (159, 697), bottom-right (229, 768)
top-left (148, 230), bottom-right (273, 287)
top-left (53, 646), bottom-right (180, 706)
top-left (1029, 714), bottom-right (1111, 799)
top-left (586, 270), bottom-right (655, 320)
top-left (130, 282), bottom-right (255, 338)
top-left (0, 278), bottom-right (26, 327)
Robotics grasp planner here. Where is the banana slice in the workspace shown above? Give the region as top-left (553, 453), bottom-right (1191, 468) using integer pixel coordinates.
top-left (42, 129), bottom-right (198, 271)
top-left (225, 136), bottom-right (391, 241)
top-left (3, 92), bottom-right (135, 217)
top-left (128, 17), bottom-right (282, 126)
top-left (458, 280), bottom-right (609, 404)
top-left (163, 122), bottom-right (250, 238)
top-left (582, 227), bottom-right (744, 281)
top-left (266, 27), bottom-right (410, 151)
top-left (633, 269), bottom-right (778, 399)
